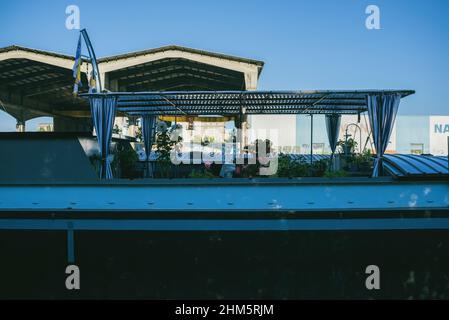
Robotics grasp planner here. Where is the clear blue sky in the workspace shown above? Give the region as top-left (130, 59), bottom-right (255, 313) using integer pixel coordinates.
top-left (1, 0), bottom-right (449, 130)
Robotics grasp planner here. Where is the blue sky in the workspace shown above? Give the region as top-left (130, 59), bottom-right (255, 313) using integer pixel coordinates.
top-left (1, 0), bottom-right (449, 130)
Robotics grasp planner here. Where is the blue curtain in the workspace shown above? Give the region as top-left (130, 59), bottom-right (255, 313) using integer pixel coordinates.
top-left (325, 114), bottom-right (341, 170)
top-left (141, 115), bottom-right (156, 178)
top-left (89, 96), bottom-right (117, 179)
top-left (367, 93), bottom-right (401, 177)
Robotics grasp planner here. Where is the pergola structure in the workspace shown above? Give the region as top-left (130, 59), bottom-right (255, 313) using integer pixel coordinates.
top-left (81, 89), bottom-right (415, 179)
top-left (85, 90), bottom-right (414, 116)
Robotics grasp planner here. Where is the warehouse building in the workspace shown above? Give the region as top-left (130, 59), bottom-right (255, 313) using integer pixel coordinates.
top-left (1, 44), bottom-right (447, 155)
top-left (289, 114), bottom-right (449, 156)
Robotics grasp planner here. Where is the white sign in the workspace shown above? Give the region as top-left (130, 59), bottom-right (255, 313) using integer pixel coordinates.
top-left (429, 116), bottom-right (449, 155)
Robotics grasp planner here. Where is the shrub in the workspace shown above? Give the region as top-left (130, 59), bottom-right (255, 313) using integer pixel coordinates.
top-left (112, 146), bottom-right (139, 179)
top-left (324, 170), bottom-right (348, 178)
top-left (276, 154), bottom-right (327, 178)
top-left (188, 169), bottom-right (216, 179)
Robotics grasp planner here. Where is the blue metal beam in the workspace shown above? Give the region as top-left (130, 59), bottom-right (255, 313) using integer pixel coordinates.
top-left (67, 222), bottom-right (75, 264)
top-left (1, 179), bottom-right (448, 211)
top-left (1, 218), bottom-right (449, 231)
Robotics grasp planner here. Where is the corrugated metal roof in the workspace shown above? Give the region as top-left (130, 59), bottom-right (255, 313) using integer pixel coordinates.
top-left (83, 90), bottom-right (415, 116)
top-left (383, 154), bottom-right (449, 177)
top-left (0, 56), bottom-right (89, 120)
top-left (0, 44), bottom-right (265, 118)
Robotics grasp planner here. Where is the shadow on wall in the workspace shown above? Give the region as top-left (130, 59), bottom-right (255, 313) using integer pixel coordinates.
top-left (0, 132), bottom-right (97, 180)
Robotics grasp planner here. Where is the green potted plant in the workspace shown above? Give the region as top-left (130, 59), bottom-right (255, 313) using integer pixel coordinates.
top-left (111, 145), bottom-right (140, 179)
top-left (155, 121), bottom-right (183, 178)
top-left (337, 138), bottom-right (358, 155)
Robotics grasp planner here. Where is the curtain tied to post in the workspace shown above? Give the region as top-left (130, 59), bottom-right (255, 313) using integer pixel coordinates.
top-left (325, 114), bottom-right (341, 170)
top-left (89, 95), bottom-right (117, 179)
top-left (367, 93), bottom-right (401, 177)
top-left (141, 115), bottom-right (157, 178)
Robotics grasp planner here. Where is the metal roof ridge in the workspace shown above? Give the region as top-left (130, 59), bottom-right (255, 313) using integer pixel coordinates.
top-left (0, 44), bottom-right (265, 68)
top-left (97, 44), bottom-right (265, 67)
top-left (0, 44), bottom-right (76, 60)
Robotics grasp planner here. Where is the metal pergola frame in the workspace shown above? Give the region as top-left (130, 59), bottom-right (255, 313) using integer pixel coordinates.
top-left (81, 89), bottom-right (415, 117)
top-left (80, 89), bottom-right (415, 179)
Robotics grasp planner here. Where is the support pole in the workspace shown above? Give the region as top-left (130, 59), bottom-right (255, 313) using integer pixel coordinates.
top-left (236, 114), bottom-right (243, 168)
top-left (310, 114), bottom-right (314, 164)
top-left (16, 119), bottom-right (25, 132)
top-left (237, 95), bottom-right (247, 168)
top-left (100, 98), bottom-right (108, 179)
top-left (67, 222), bottom-right (75, 264)
top-left (237, 113), bottom-right (243, 153)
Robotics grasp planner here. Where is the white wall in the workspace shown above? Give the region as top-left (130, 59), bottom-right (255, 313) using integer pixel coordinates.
top-left (248, 115), bottom-right (296, 152)
top-left (430, 116), bottom-right (449, 155)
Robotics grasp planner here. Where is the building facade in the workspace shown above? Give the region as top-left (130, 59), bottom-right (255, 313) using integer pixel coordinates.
top-left (255, 114), bottom-right (449, 155)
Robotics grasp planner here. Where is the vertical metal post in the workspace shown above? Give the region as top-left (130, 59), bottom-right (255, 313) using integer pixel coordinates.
top-left (80, 29), bottom-right (107, 178)
top-left (310, 114), bottom-right (313, 164)
top-left (236, 111), bottom-right (244, 168)
top-left (80, 29), bottom-right (102, 92)
top-left (100, 98), bottom-right (108, 179)
top-left (67, 222), bottom-right (75, 264)
top-left (16, 119), bottom-right (25, 132)
top-left (238, 111), bottom-right (243, 153)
